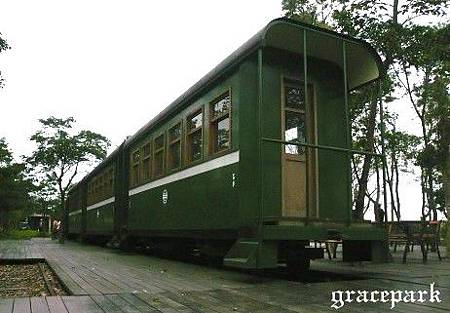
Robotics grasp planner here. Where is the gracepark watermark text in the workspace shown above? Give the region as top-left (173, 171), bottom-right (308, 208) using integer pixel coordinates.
top-left (331, 282), bottom-right (442, 310)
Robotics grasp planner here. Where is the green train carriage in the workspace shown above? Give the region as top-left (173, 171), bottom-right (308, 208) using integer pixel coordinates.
top-left (66, 18), bottom-right (388, 273)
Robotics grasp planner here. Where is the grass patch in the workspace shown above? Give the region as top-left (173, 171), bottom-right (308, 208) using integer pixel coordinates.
top-left (0, 229), bottom-right (44, 240)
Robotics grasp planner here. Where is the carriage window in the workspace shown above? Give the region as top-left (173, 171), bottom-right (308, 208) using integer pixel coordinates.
top-left (168, 123), bottom-right (181, 170)
top-left (87, 183), bottom-right (92, 204)
top-left (131, 149), bottom-right (140, 186)
top-left (188, 111), bottom-right (203, 130)
top-left (141, 142), bottom-right (151, 181)
top-left (284, 83), bottom-right (306, 154)
top-left (93, 178), bottom-right (97, 201)
top-left (109, 168), bottom-right (114, 195)
top-left (187, 110), bottom-right (203, 163)
top-left (93, 179), bottom-right (98, 203)
top-left (100, 175), bottom-right (105, 199)
top-left (285, 85), bottom-right (305, 110)
top-left (153, 134), bottom-right (165, 177)
top-left (210, 91), bottom-right (231, 154)
top-left (97, 177), bottom-right (101, 200)
top-left (101, 173), bottom-right (108, 198)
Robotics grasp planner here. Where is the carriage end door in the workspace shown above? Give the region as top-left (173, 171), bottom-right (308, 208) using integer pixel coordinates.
top-left (281, 79), bottom-right (316, 218)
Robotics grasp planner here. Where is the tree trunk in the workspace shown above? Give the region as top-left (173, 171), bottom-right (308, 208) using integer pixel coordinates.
top-left (353, 95), bottom-right (378, 219)
top-left (394, 155), bottom-right (401, 220)
top-left (421, 170), bottom-right (427, 219)
top-left (60, 190), bottom-right (68, 240)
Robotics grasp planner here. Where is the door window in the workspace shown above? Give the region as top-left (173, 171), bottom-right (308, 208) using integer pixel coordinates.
top-left (284, 111), bottom-right (306, 154)
top-left (284, 84), bottom-right (306, 155)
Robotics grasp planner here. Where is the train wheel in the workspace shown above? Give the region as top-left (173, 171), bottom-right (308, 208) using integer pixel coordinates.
top-left (286, 251), bottom-right (310, 280)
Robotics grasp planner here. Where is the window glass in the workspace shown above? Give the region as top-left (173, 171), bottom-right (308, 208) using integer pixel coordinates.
top-left (155, 135), bottom-right (164, 150)
top-left (132, 165), bottom-right (139, 185)
top-left (210, 91), bottom-right (231, 154)
top-left (285, 85), bottom-right (305, 110)
top-left (187, 110), bottom-right (203, 163)
top-left (154, 151), bottom-right (164, 176)
top-left (212, 94), bottom-right (230, 119)
top-left (109, 169), bottom-right (114, 194)
top-left (169, 123), bottom-right (181, 142)
top-left (143, 143), bottom-right (151, 157)
top-left (284, 111), bottom-right (306, 154)
top-left (188, 111), bottom-right (202, 131)
top-left (168, 123), bottom-right (181, 170)
top-left (141, 142), bottom-right (151, 181)
top-left (215, 117), bottom-right (230, 152)
top-left (133, 150), bottom-right (141, 163)
top-left (154, 134), bottom-right (165, 177)
top-left (169, 143), bottom-right (181, 169)
top-left (142, 158), bottom-right (151, 180)
top-left (131, 150), bottom-right (141, 186)
top-left (188, 130), bottom-right (202, 162)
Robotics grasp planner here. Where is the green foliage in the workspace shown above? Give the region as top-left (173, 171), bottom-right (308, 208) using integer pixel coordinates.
top-left (0, 229), bottom-right (41, 240)
top-left (27, 117), bottom-right (110, 215)
top-left (0, 32), bottom-right (11, 89)
top-left (282, 0), bottom-right (450, 219)
top-left (0, 138), bottom-right (34, 232)
top-left (385, 130), bottom-right (421, 169)
top-left (281, 0), bottom-right (334, 28)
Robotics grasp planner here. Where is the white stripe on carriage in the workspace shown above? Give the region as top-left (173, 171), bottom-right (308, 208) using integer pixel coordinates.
top-left (68, 209), bottom-right (82, 216)
top-left (129, 150), bottom-right (239, 197)
top-left (86, 196), bottom-right (115, 211)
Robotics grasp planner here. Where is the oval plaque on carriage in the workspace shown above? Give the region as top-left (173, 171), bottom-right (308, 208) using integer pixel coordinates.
top-left (162, 189), bottom-right (168, 205)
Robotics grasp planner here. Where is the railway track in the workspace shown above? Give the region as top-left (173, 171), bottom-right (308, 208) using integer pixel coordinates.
top-left (0, 261), bottom-right (67, 298)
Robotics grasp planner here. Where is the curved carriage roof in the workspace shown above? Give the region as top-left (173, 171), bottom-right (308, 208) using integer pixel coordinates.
top-left (71, 17), bottom-right (383, 190)
top-left (125, 17), bottom-right (383, 148)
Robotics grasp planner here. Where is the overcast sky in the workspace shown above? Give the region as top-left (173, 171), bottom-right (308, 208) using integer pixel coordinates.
top-left (0, 0), bottom-right (430, 220)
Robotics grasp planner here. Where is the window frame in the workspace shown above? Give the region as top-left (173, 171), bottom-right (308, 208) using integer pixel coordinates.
top-left (153, 133), bottom-right (165, 178)
top-left (283, 79), bottom-right (306, 156)
top-left (109, 167), bottom-right (114, 195)
top-left (141, 141), bottom-right (152, 182)
top-left (209, 89), bottom-right (232, 155)
top-left (185, 107), bottom-right (204, 165)
top-left (167, 122), bottom-right (182, 172)
top-left (87, 182), bottom-right (93, 205)
top-left (130, 148), bottom-right (141, 187)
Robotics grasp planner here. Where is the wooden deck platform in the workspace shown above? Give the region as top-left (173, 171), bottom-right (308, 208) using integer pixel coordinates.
top-left (0, 238), bottom-right (448, 312)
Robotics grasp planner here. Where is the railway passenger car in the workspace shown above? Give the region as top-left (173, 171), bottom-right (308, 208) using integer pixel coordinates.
top-left (66, 18), bottom-right (388, 274)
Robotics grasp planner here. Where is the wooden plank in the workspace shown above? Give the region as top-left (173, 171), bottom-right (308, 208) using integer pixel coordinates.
top-left (45, 260), bottom-right (86, 295)
top-left (47, 258), bottom-right (101, 295)
top-left (118, 293), bottom-right (162, 313)
top-left (46, 250), bottom-right (117, 295)
top-left (90, 295), bottom-right (124, 313)
top-left (104, 294), bottom-right (142, 313)
top-left (30, 297), bottom-right (50, 313)
top-left (163, 291), bottom-right (222, 313)
top-left (135, 291), bottom-right (194, 312)
top-left (61, 296), bottom-right (104, 313)
top-left (45, 297), bottom-right (68, 313)
top-left (2, 238), bottom-right (447, 313)
top-left (13, 298), bottom-right (31, 313)
top-left (0, 298), bottom-right (14, 313)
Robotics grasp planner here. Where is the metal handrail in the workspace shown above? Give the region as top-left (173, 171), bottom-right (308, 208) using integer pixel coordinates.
top-left (261, 137), bottom-right (384, 158)
top-left (262, 137), bottom-right (386, 225)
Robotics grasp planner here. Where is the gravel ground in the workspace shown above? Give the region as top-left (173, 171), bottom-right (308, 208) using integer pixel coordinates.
top-left (0, 262), bottom-right (68, 298)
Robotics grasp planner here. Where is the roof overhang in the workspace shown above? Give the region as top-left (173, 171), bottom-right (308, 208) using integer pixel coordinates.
top-left (263, 19), bottom-right (383, 90)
